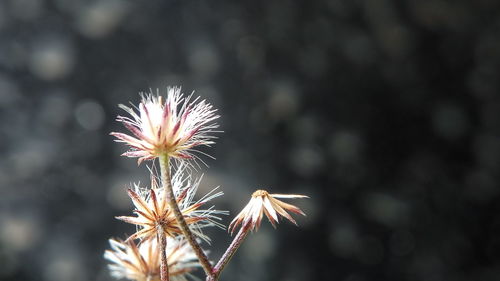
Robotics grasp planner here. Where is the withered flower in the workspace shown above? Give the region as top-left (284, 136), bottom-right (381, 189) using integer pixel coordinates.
top-left (228, 190), bottom-right (308, 234)
top-left (117, 169), bottom-right (226, 242)
top-left (111, 87), bottom-right (219, 164)
top-left (104, 237), bottom-right (199, 281)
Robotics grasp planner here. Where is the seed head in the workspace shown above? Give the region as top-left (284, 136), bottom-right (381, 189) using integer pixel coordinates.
top-left (104, 237), bottom-right (199, 281)
top-left (116, 167), bottom-right (227, 242)
top-left (111, 87), bottom-right (219, 165)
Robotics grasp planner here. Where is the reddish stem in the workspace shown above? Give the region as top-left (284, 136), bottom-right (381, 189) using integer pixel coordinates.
top-left (207, 221), bottom-right (252, 281)
top-left (158, 227), bottom-right (169, 281)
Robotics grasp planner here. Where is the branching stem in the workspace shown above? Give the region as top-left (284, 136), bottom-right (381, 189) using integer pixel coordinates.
top-left (159, 155), bottom-right (213, 276)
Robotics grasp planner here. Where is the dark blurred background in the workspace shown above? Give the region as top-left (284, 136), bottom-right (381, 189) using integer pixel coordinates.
top-left (1, 0), bottom-right (500, 281)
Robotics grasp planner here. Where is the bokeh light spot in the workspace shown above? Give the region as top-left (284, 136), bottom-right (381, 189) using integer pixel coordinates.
top-left (74, 99), bottom-right (105, 130)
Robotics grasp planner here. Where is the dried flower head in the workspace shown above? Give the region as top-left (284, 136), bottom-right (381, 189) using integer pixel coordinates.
top-left (228, 189), bottom-right (308, 234)
top-left (104, 237), bottom-right (199, 281)
top-left (117, 167), bottom-right (227, 242)
top-left (111, 87), bottom-right (219, 164)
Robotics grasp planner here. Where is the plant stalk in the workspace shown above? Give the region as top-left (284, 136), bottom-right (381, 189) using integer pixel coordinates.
top-left (158, 226), bottom-right (169, 281)
top-left (207, 221), bottom-right (252, 281)
top-left (159, 155), bottom-right (213, 277)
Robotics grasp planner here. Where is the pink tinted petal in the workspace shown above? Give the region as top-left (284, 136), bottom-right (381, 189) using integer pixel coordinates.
top-left (137, 155), bottom-right (156, 165)
top-left (173, 152), bottom-right (193, 159)
top-left (274, 200), bottom-right (306, 216)
top-left (170, 121), bottom-right (181, 138)
top-left (110, 132), bottom-right (142, 145)
top-left (149, 189), bottom-right (160, 217)
top-left (270, 200), bottom-right (298, 225)
top-left (120, 120), bottom-right (153, 143)
top-left (122, 151), bottom-right (149, 157)
top-left (115, 216), bottom-right (146, 226)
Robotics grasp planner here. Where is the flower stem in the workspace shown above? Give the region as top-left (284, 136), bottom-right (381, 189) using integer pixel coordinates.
top-left (159, 155), bottom-right (213, 277)
top-left (207, 221), bottom-right (252, 281)
top-left (158, 226), bottom-right (169, 281)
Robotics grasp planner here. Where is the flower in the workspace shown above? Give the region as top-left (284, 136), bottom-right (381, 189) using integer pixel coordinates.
top-left (104, 237), bottom-right (199, 281)
top-left (116, 167), bottom-right (227, 242)
top-left (111, 87), bottom-right (219, 165)
top-left (228, 189), bottom-right (308, 234)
